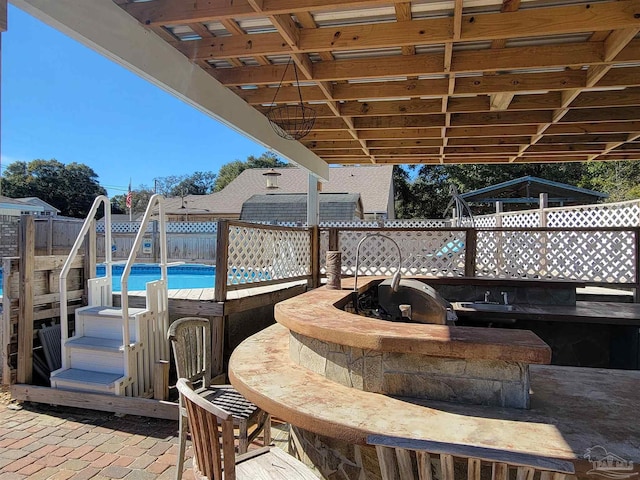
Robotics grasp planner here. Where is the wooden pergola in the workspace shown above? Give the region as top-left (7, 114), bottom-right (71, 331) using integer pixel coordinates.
top-left (7, 0), bottom-right (640, 174)
top-left (108, 0), bottom-right (640, 166)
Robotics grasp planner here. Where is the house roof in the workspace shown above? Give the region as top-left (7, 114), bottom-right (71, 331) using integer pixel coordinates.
top-left (240, 193), bottom-right (362, 223)
top-left (16, 197), bottom-right (61, 213)
top-left (461, 176), bottom-right (608, 204)
top-left (163, 165), bottom-right (393, 216)
top-left (0, 196), bottom-right (45, 212)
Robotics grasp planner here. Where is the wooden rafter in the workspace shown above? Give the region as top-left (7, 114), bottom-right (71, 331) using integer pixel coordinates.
top-left (114, 0), bottom-right (640, 165)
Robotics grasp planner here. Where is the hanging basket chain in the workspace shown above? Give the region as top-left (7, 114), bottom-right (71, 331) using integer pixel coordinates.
top-left (266, 58), bottom-right (317, 141)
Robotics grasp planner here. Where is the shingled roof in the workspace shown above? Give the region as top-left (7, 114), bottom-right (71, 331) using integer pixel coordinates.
top-left (164, 165), bottom-right (394, 219)
top-left (241, 193), bottom-right (363, 223)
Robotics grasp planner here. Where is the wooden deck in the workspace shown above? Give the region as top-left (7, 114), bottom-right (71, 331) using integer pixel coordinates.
top-left (123, 280), bottom-right (308, 317)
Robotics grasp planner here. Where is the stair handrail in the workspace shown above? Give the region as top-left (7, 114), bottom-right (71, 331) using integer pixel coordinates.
top-left (59, 195), bottom-right (112, 370)
top-left (120, 194), bottom-right (168, 354)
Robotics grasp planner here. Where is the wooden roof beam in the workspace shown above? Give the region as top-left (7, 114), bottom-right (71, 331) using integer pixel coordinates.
top-left (212, 41), bottom-right (640, 85)
top-left (514, 27), bottom-right (640, 161)
top-left (169, 0), bottom-right (640, 58)
top-left (122, 0), bottom-right (422, 25)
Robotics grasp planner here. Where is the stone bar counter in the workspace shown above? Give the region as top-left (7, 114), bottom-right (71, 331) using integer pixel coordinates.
top-left (229, 277), bottom-right (640, 480)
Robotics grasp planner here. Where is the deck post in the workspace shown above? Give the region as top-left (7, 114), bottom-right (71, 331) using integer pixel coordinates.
top-left (214, 220), bottom-right (229, 303)
top-left (311, 226), bottom-right (320, 288)
top-left (634, 228), bottom-right (640, 303)
top-left (464, 228), bottom-right (477, 278)
top-left (329, 228), bottom-right (339, 252)
top-left (17, 215), bottom-right (35, 384)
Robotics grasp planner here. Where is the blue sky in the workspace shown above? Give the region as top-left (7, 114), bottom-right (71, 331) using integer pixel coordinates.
top-left (1, 5), bottom-right (268, 197)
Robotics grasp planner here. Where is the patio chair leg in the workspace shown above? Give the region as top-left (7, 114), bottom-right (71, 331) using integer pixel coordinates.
top-left (263, 414), bottom-right (272, 447)
top-left (238, 420), bottom-right (249, 454)
top-left (176, 409), bottom-right (188, 480)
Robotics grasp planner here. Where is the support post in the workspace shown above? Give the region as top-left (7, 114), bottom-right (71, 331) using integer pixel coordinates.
top-left (214, 220), bottom-right (229, 302)
top-left (635, 228), bottom-right (640, 303)
top-left (464, 228), bottom-right (477, 278)
top-left (17, 215), bottom-right (35, 384)
top-left (307, 173), bottom-right (319, 227)
top-left (539, 193), bottom-right (548, 227)
top-left (495, 201), bottom-right (503, 228)
top-left (310, 226), bottom-right (320, 288)
top-left (83, 219), bottom-right (97, 305)
top-left (47, 217), bottom-right (53, 255)
top-left (329, 228), bottom-right (339, 252)
top-left (153, 360), bottom-right (169, 401)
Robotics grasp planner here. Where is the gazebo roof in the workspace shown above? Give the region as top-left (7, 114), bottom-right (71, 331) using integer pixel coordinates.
top-left (460, 175), bottom-right (608, 204)
top-left (13, 0), bottom-right (640, 175)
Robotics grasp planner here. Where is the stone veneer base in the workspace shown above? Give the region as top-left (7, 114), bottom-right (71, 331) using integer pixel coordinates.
top-left (290, 331), bottom-right (530, 409)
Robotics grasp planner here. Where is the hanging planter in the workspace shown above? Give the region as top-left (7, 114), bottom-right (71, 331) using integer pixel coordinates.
top-left (265, 59), bottom-right (317, 141)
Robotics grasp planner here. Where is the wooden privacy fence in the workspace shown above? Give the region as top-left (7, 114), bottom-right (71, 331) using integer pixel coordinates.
top-left (1, 216), bottom-right (91, 385)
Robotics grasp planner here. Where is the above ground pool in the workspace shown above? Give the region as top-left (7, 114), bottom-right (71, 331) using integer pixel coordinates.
top-left (96, 264), bottom-right (216, 291)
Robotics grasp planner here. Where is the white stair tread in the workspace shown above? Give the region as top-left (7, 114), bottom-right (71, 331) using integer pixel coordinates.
top-left (66, 336), bottom-right (134, 352)
top-left (76, 306), bottom-right (147, 318)
top-left (51, 368), bottom-right (125, 386)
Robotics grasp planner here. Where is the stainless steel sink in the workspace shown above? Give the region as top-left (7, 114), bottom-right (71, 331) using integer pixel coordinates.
top-left (456, 302), bottom-right (515, 312)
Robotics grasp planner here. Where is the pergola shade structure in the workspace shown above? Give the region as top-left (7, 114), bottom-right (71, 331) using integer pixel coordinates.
top-left (114, 0), bottom-right (640, 166)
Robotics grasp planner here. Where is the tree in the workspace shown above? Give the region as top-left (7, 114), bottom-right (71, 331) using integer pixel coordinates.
top-left (213, 152), bottom-right (288, 191)
top-left (111, 186), bottom-right (155, 214)
top-left (1, 159), bottom-right (107, 218)
top-left (154, 171), bottom-right (217, 197)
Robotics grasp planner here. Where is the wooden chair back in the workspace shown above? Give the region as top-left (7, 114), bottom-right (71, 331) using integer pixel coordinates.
top-left (177, 378), bottom-right (237, 480)
top-left (168, 317), bottom-right (212, 389)
top-left (367, 435), bottom-right (575, 480)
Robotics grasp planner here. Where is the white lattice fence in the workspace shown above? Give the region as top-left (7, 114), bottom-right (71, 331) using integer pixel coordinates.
top-left (334, 229), bottom-right (467, 277)
top-left (475, 229), bottom-right (637, 283)
top-left (546, 201), bottom-right (640, 227)
top-left (226, 223), bottom-right (312, 287)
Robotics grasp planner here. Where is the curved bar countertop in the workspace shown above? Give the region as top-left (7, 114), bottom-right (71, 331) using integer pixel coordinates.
top-left (229, 323), bottom-right (640, 473)
top-left (230, 279), bottom-right (640, 477)
top-left (274, 277), bottom-right (551, 364)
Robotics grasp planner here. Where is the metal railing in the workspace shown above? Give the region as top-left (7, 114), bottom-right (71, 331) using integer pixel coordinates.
top-left (59, 195), bottom-right (112, 370)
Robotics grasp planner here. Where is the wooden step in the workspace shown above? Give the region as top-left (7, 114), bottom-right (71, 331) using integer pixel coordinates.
top-left (50, 368), bottom-right (126, 395)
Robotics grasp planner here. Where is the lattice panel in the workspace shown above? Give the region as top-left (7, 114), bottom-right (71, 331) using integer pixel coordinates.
top-left (166, 222), bottom-right (217, 233)
top-left (546, 201), bottom-right (640, 228)
top-left (500, 212), bottom-right (540, 228)
top-left (338, 230), bottom-right (466, 277)
top-left (319, 221), bottom-right (380, 228)
top-left (475, 230), bottom-right (636, 282)
top-left (383, 219), bottom-right (451, 228)
top-left (226, 225), bottom-right (311, 285)
top-left (473, 215), bottom-right (497, 228)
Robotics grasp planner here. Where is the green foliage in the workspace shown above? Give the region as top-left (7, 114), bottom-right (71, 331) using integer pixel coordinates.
top-left (582, 161), bottom-right (640, 202)
top-left (111, 186), bottom-right (155, 214)
top-left (392, 161), bottom-right (633, 219)
top-left (213, 152), bottom-right (288, 191)
top-left (1, 159), bottom-right (107, 218)
top-left (154, 171), bottom-right (217, 197)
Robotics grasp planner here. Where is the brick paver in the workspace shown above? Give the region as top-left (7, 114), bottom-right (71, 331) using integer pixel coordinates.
top-left (0, 400), bottom-right (186, 479)
top-left (0, 392), bottom-right (279, 479)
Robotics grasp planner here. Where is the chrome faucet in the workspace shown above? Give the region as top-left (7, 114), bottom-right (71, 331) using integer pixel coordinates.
top-left (484, 291), bottom-right (491, 303)
top-left (501, 291), bottom-right (509, 305)
top-left (353, 233), bottom-right (402, 312)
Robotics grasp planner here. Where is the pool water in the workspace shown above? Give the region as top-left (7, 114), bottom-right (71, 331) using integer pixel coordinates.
top-left (97, 264), bottom-right (216, 292)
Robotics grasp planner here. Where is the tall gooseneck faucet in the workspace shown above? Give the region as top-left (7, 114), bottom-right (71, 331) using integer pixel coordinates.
top-left (353, 233), bottom-right (402, 313)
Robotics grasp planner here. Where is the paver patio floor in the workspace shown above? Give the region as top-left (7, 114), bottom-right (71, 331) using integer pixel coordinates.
top-left (0, 391), bottom-right (285, 479)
